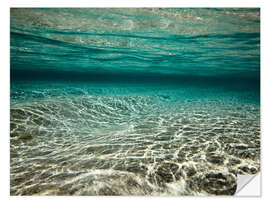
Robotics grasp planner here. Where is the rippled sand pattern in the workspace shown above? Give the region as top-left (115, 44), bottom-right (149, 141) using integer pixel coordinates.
top-left (10, 95), bottom-right (260, 196)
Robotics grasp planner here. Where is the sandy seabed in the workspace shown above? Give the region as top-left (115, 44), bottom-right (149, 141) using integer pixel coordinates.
top-left (10, 90), bottom-right (260, 196)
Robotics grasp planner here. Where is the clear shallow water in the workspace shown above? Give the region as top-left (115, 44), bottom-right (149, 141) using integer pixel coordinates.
top-left (10, 8), bottom-right (260, 195)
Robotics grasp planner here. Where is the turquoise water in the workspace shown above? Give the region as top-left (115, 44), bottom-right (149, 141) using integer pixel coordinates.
top-left (10, 8), bottom-right (260, 196)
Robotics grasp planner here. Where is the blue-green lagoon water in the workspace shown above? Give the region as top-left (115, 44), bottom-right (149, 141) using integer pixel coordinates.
top-left (10, 8), bottom-right (260, 195)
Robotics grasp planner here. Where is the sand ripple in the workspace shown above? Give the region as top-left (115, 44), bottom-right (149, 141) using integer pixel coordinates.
top-left (10, 95), bottom-right (260, 195)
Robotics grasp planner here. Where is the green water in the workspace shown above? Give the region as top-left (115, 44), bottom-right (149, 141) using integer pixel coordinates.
top-left (10, 8), bottom-right (260, 196)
